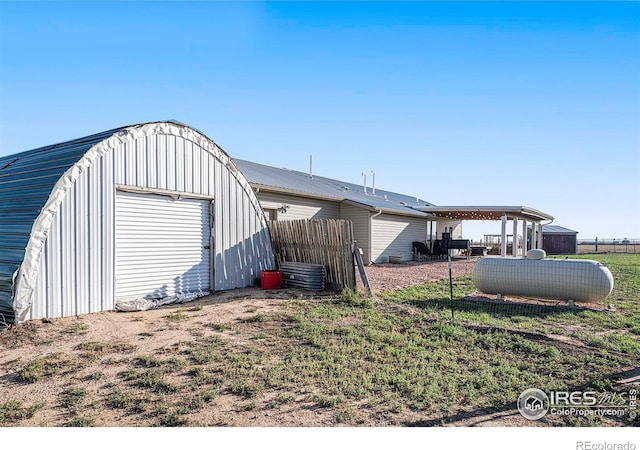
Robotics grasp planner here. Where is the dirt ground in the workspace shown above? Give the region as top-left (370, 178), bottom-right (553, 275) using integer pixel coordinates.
top-left (0, 289), bottom-right (537, 427)
top-left (0, 259), bottom-right (629, 428)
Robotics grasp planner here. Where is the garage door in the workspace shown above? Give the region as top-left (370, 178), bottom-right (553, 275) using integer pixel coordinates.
top-left (115, 191), bottom-right (211, 301)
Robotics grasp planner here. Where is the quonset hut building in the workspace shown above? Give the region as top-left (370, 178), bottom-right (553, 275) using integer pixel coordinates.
top-left (0, 121), bottom-right (274, 324)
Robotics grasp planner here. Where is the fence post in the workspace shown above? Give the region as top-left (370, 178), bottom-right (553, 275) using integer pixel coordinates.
top-left (595, 237), bottom-right (598, 252)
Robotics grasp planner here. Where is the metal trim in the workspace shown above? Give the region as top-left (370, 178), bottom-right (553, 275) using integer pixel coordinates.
top-left (116, 184), bottom-right (215, 201)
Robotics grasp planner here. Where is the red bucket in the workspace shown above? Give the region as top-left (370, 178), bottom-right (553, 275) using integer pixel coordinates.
top-left (261, 270), bottom-right (282, 289)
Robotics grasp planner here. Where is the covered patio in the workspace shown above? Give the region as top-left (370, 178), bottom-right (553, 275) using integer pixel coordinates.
top-left (417, 206), bottom-right (555, 257)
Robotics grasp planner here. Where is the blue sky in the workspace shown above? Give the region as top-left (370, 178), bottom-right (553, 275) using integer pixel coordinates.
top-left (1, 1), bottom-right (638, 240)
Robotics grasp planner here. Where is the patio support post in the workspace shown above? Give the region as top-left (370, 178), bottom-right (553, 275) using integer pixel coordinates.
top-left (512, 217), bottom-right (518, 257)
top-left (530, 222), bottom-right (535, 250)
top-left (501, 214), bottom-right (507, 257)
top-left (522, 219), bottom-right (528, 254)
top-left (538, 223), bottom-right (544, 250)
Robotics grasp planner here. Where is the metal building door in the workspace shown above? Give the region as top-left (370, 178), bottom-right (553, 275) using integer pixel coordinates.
top-left (115, 190), bottom-right (211, 301)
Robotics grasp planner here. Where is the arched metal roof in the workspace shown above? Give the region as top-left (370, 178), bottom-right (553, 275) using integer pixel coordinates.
top-left (0, 121), bottom-right (230, 324)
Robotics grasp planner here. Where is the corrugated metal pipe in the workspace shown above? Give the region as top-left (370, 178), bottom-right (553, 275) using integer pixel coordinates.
top-left (280, 262), bottom-right (325, 290)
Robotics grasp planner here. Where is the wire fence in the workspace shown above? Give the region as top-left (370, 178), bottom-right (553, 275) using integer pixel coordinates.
top-left (457, 255), bottom-right (636, 319)
top-left (470, 278), bottom-right (608, 317)
top-left (577, 238), bottom-right (640, 254)
top-left (435, 293), bottom-right (596, 321)
top-left (374, 253), bottom-right (637, 327)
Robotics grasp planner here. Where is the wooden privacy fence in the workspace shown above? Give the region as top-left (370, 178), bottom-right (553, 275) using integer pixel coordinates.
top-left (268, 219), bottom-right (356, 292)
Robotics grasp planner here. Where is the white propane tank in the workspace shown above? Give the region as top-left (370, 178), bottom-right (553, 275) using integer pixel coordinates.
top-left (471, 255), bottom-right (614, 303)
top-left (526, 249), bottom-right (546, 260)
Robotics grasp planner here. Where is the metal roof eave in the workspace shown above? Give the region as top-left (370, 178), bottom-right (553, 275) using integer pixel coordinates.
top-left (250, 183), bottom-right (344, 202)
top-left (251, 185), bottom-right (434, 219)
top-left (527, 224), bottom-right (578, 234)
top-left (341, 199), bottom-right (434, 218)
top-left (415, 206), bottom-right (554, 222)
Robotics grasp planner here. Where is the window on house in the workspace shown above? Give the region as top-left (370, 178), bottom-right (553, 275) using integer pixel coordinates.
top-left (263, 208), bottom-right (277, 221)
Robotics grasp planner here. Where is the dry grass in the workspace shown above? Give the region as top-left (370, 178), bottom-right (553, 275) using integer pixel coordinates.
top-left (0, 258), bottom-right (638, 428)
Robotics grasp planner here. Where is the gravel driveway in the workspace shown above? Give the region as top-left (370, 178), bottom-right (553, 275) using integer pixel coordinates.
top-left (359, 258), bottom-right (477, 293)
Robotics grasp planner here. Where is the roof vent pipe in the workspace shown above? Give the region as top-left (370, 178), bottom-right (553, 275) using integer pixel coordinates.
top-left (361, 172), bottom-right (367, 194)
top-left (309, 155), bottom-right (313, 178)
top-left (371, 170), bottom-right (376, 196)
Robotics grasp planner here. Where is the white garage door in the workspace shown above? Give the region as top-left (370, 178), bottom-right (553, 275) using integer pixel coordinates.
top-left (115, 191), bottom-right (211, 301)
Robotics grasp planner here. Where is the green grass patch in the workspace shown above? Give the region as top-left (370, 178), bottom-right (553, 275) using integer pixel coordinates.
top-left (379, 254), bottom-right (640, 355)
top-left (75, 341), bottom-right (137, 357)
top-left (106, 390), bottom-right (134, 409)
top-left (155, 408), bottom-right (189, 427)
top-left (310, 393), bottom-right (344, 408)
top-left (61, 387), bottom-right (88, 410)
top-left (275, 392), bottom-right (295, 404)
top-left (560, 254), bottom-right (640, 312)
top-left (65, 415), bottom-right (95, 427)
top-left (135, 355), bottom-right (186, 372)
top-left (178, 295), bottom-right (633, 422)
top-left (64, 322), bottom-right (89, 334)
top-left (137, 369), bottom-right (179, 393)
top-left (119, 368), bottom-right (179, 394)
top-left (186, 366), bottom-right (225, 387)
top-left (179, 389), bottom-right (217, 409)
top-left (0, 400), bottom-right (44, 426)
top-left (105, 389), bottom-right (151, 413)
top-left (336, 405), bottom-right (355, 423)
top-left (240, 313), bottom-right (268, 323)
top-left (163, 311), bottom-right (189, 321)
top-left (337, 289), bottom-right (373, 309)
top-left (205, 322), bottom-right (232, 332)
top-left (17, 353), bottom-right (82, 383)
top-left (230, 379), bottom-right (264, 398)
top-left (185, 336), bottom-right (225, 364)
top-left (380, 276), bottom-right (475, 303)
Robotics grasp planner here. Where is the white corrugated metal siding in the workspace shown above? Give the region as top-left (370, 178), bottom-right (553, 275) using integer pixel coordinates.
top-left (26, 122), bottom-right (274, 321)
top-left (339, 203), bottom-right (372, 264)
top-left (115, 191), bottom-right (210, 301)
top-left (256, 192), bottom-right (340, 221)
top-left (31, 154), bottom-right (115, 320)
top-left (371, 214), bottom-right (428, 263)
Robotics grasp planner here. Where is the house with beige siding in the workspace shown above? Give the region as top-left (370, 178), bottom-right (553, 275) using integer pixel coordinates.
top-left (233, 159), bottom-right (462, 265)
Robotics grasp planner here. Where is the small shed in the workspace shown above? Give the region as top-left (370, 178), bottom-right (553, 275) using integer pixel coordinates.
top-left (0, 121), bottom-right (275, 324)
top-left (529, 224), bottom-right (578, 254)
